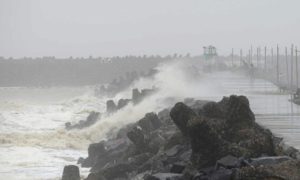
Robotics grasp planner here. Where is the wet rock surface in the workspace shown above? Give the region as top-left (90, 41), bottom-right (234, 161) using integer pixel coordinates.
top-left (62, 165), bottom-right (80, 180)
top-left (65, 111), bottom-right (100, 130)
top-left (64, 95), bottom-right (300, 180)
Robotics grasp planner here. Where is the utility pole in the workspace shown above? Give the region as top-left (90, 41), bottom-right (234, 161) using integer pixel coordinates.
top-left (291, 44), bottom-right (294, 91)
top-left (248, 49), bottom-right (251, 65)
top-left (285, 47), bottom-right (289, 87)
top-left (276, 45), bottom-right (279, 84)
top-left (250, 45), bottom-right (253, 65)
top-left (240, 49), bottom-right (243, 67)
top-left (296, 47), bottom-right (299, 90)
top-left (257, 47), bottom-right (259, 68)
top-left (271, 48), bottom-right (274, 68)
top-left (264, 46), bottom-right (267, 72)
top-left (231, 48), bottom-right (234, 67)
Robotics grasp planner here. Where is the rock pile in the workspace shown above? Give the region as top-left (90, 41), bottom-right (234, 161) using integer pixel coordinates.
top-left (63, 95), bottom-right (300, 180)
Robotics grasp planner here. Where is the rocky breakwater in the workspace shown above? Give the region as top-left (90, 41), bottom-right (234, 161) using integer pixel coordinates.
top-left (63, 95), bottom-right (300, 180)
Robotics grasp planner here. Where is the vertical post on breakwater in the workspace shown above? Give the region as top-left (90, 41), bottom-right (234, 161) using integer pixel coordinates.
top-left (296, 47), bottom-right (299, 89)
top-left (291, 44), bottom-right (294, 92)
top-left (276, 45), bottom-right (279, 84)
top-left (264, 46), bottom-right (267, 72)
top-left (248, 49), bottom-right (251, 65)
top-left (250, 45), bottom-right (253, 65)
top-left (240, 49), bottom-right (242, 67)
top-left (231, 48), bottom-right (234, 67)
top-left (257, 47), bottom-right (259, 68)
top-left (286, 47), bottom-right (289, 88)
top-left (271, 48), bottom-right (274, 69)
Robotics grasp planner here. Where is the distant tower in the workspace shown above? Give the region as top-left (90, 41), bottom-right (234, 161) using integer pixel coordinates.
top-left (203, 45), bottom-right (217, 60)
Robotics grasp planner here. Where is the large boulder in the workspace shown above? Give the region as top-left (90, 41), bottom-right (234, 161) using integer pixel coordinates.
top-left (117, 99), bottom-right (131, 109)
top-left (81, 141), bottom-right (107, 167)
top-left (138, 113), bottom-right (162, 133)
top-left (187, 115), bottom-right (227, 167)
top-left (106, 100), bottom-right (117, 114)
top-left (170, 102), bottom-right (197, 135)
top-left (62, 165), bottom-right (80, 180)
top-left (65, 111), bottom-right (100, 130)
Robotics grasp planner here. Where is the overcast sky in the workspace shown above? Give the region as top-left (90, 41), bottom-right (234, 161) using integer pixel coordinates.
top-left (0, 0), bottom-right (299, 58)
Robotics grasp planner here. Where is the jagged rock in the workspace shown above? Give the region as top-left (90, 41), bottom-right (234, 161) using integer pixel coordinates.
top-left (62, 165), bottom-right (80, 180)
top-left (164, 131), bottom-right (187, 150)
top-left (132, 88), bottom-right (142, 104)
top-left (128, 152), bottom-right (154, 166)
top-left (81, 141), bottom-right (106, 167)
top-left (117, 99), bottom-right (131, 109)
top-left (132, 88), bottom-right (156, 104)
top-left (158, 108), bottom-right (173, 125)
top-left (85, 111), bottom-right (100, 126)
top-left (249, 156), bottom-right (292, 167)
top-left (127, 126), bottom-right (148, 147)
top-left (223, 95), bottom-right (255, 127)
top-left (138, 113), bottom-right (162, 133)
top-left (85, 173), bottom-right (106, 180)
top-left (144, 173), bottom-right (184, 180)
top-left (106, 100), bottom-right (117, 114)
top-left (116, 123), bottom-right (134, 139)
top-left (170, 163), bottom-right (186, 173)
top-left (65, 111), bottom-right (100, 130)
top-left (216, 155), bottom-right (240, 169)
top-left (165, 145), bottom-right (181, 157)
top-left (201, 101), bottom-right (225, 119)
top-left (187, 115), bottom-right (226, 168)
top-left (170, 102), bottom-right (197, 135)
top-left (89, 163), bottom-right (134, 180)
top-left (65, 122), bottom-right (71, 129)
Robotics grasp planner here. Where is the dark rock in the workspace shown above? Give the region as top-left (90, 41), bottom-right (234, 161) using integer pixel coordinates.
top-left (187, 116), bottom-right (225, 168)
top-left (170, 163), bottom-right (186, 173)
top-left (85, 173), bottom-right (106, 180)
top-left (65, 111), bottom-right (100, 130)
top-left (100, 163), bottom-right (135, 180)
top-left (165, 145), bottom-right (181, 157)
top-left (209, 168), bottom-right (233, 180)
top-left (216, 155), bottom-right (240, 169)
top-left (106, 100), bottom-right (117, 114)
top-left (132, 88), bottom-right (156, 104)
top-left (128, 152), bottom-right (154, 166)
top-left (127, 126), bottom-right (148, 149)
top-left (138, 113), bottom-right (161, 133)
top-left (201, 102), bottom-right (225, 119)
top-left (170, 102), bottom-right (197, 135)
top-left (65, 122), bottom-right (71, 129)
top-left (132, 88), bottom-right (142, 104)
top-left (81, 141), bottom-right (106, 167)
top-left (193, 167), bottom-right (233, 180)
top-left (249, 156), bottom-right (292, 167)
top-left (164, 131), bottom-right (186, 150)
top-left (62, 165), bottom-right (80, 180)
top-left (77, 157), bottom-right (85, 164)
top-left (158, 109), bottom-right (172, 125)
top-left (117, 99), bottom-right (131, 109)
top-left (224, 95), bottom-right (255, 127)
top-left (145, 173), bottom-right (183, 180)
top-left (85, 111), bottom-right (100, 126)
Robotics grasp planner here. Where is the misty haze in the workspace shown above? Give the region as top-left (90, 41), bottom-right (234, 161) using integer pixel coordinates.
top-left (0, 1), bottom-right (300, 180)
